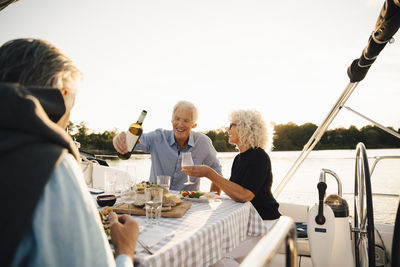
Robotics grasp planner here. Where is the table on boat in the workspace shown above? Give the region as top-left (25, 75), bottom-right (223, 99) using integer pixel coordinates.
top-left (130, 197), bottom-right (267, 267)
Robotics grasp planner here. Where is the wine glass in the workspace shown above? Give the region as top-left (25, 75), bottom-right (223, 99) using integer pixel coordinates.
top-left (121, 184), bottom-right (136, 216)
top-left (125, 164), bottom-right (136, 182)
top-left (182, 152), bottom-right (194, 185)
top-left (121, 169), bottom-right (137, 215)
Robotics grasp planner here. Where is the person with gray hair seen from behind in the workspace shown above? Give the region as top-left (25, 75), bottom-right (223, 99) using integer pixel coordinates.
top-left (0, 38), bottom-right (138, 267)
top-left (113, 100), bottom-right (222, 191)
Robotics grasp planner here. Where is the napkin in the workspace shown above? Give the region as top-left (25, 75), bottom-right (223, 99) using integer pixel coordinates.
top-left (139, 225), bottom-right (174, 247)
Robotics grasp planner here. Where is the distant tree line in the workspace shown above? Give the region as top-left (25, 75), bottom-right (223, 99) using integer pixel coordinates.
top-left (272, 122), bottom-right (400, 151)
top-left (203, 129), bottom-right (237, 152)
top-left (68, 121), bottom-right (400, 155)
top-left (67, 122), bottom-right (118, 155)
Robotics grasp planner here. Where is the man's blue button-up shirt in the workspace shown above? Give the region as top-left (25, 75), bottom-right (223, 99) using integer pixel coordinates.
top-left (135, 129), bottom-right (222, 191)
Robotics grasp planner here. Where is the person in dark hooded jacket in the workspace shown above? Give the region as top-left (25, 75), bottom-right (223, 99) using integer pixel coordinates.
top-left (0, 38), bottom-right (138, 267)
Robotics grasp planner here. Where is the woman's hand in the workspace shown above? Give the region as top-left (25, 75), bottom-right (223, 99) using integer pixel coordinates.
top-left (183, 166), bottom-right (254, 202)
top-left (181, 165), bottom-right (214, 178)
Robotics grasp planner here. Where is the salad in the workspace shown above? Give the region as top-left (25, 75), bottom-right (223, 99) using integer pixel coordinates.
top-left (180, 190), bottom-right (204, 198)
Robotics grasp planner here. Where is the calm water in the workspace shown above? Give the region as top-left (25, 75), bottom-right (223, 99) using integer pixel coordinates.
top-left (103, 148), bottom-right (400, 225)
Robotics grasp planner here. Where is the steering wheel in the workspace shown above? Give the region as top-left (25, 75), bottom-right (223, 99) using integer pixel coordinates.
top-left (354, 143), bottom-right (376, 267)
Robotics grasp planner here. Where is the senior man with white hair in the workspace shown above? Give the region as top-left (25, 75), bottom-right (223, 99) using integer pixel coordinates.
top-left (113, 100), bottom-right (222, 191)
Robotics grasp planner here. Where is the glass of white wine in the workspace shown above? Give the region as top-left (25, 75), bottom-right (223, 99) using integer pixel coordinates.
top-left (182, 152), bottom-right (194, 185)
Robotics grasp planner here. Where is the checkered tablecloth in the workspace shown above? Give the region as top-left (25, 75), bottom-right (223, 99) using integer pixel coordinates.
top-left (132, 198), bottom-right (267, 267)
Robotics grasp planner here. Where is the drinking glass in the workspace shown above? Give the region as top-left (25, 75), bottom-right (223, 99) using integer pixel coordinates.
top-left (125, 165), bottom-right (137, 189)
top-left (121, 183), bottom-right (136, 216)
top-left (182, 152), bottom-right (194, 185)
top-left (125, 165), bottom-right (136, 180)
top-left (144, 187), bottom-right (163, 225)
top-left (157, 175), bottom-right (171, 190)
top-left (105, 172), bottom-right (117, 193)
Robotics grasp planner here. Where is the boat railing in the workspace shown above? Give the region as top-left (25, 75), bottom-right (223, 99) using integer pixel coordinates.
top-left (369, 155), bottom-right (400, 199)
top-left (370, 155), bottom-right (400, 176)
top-left (240, 216), bottom-right (298, 267)
top-left (319, 168), bottom-right (342, 197)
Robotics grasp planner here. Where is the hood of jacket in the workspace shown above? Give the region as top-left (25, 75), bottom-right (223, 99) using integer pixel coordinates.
top-left (0, 82), bottom-right (79, 266)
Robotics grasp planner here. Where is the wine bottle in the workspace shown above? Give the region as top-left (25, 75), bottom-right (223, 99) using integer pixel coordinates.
top-left (117, 110), bottom-right (147, 159)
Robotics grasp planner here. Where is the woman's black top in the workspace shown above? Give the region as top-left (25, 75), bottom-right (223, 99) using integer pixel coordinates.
top-left (230, 147), bottom-right (281, 220)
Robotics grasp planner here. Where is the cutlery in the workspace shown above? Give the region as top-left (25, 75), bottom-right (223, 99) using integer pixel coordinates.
top-left (138, 239), bottom-right (154, 255)
top-left (99, 192), bottom-right (134, 201)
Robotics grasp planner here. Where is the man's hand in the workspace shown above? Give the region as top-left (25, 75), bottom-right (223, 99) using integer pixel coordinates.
top-left (109, 212), bottom-right (139, 261)
top-left (113, 132), bottom-right (128, 154)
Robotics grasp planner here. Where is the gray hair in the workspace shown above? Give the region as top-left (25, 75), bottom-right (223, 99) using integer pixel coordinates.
top-left (172, 100), bottom-right (199, 123)
top-left (229, 109), bottom-right (273, 151)
top-left (0, 38), bottom-right (81, 110)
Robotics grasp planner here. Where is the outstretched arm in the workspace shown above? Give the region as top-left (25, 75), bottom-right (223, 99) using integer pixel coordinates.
top-left (182, 165), bottom-right (254, 202)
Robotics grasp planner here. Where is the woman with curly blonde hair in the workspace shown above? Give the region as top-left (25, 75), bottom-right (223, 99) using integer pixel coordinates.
top-left (228, 109), bottom-right (273, 152)
top-left (182, 109), bottom-right (280, 222)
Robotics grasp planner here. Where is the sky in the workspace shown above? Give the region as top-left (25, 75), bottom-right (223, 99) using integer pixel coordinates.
top-left (1, 0), bottom-right (399, 134)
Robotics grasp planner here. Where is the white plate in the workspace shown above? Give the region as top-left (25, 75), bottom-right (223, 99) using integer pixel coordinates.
top-left (182, 196), bottom-right (217, 202)
top-left (89, 188), bottom-right (104, 194)
top-left (181, 192), bottom-right (220, 202)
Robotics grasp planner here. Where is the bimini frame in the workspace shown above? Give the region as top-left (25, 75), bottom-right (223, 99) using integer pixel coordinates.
top-left (274, 0), bottom-right (400, 197)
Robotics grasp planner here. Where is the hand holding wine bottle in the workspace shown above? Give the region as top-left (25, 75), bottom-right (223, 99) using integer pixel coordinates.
top-left (115, 110), bottom-right (147, 159)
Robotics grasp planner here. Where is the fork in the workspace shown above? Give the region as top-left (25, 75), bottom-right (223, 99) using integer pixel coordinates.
top-left (138, 239), bottom-right (154, 255)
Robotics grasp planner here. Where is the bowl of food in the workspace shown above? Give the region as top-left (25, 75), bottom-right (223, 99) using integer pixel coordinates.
top-left (97, 194), bottom-right (116, 207)
top-left (136, 181), bottom-right (168, 194)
